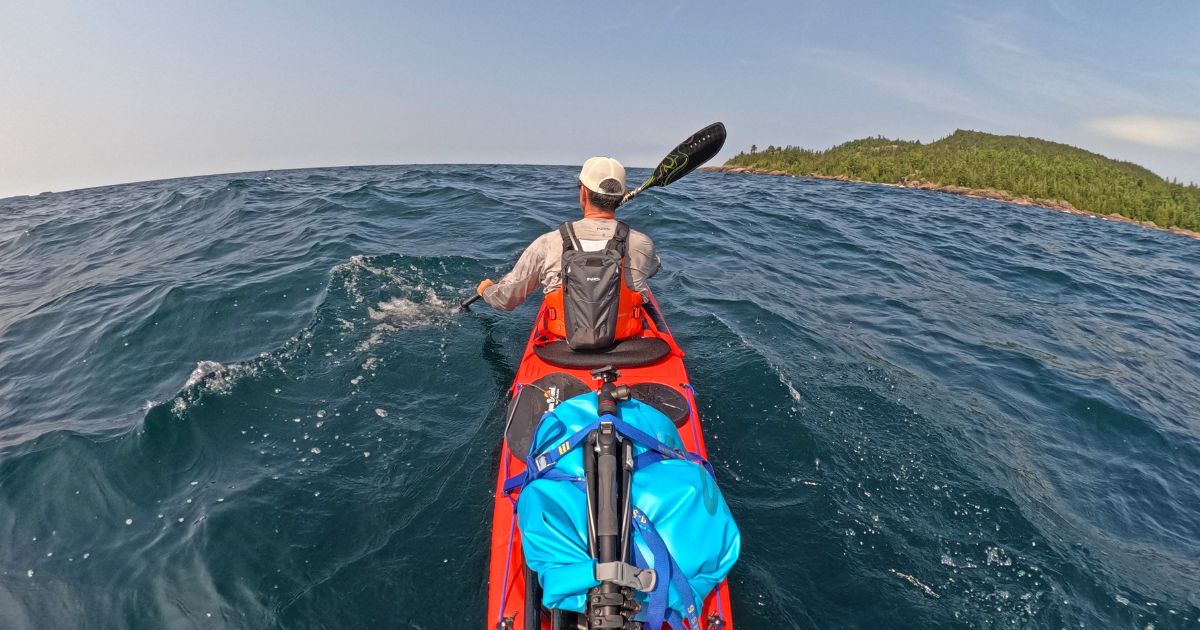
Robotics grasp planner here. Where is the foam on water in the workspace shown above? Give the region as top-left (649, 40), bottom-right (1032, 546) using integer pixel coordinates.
top-left (358, 294), bottom-right (449, 350)
top-left (154, 255), bottom-right (467, 414)
top-left (182, 360), bottom-right (253, 394)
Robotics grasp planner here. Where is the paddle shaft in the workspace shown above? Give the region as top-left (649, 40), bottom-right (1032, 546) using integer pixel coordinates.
top-left (619, 181), bottom-right (651, 205)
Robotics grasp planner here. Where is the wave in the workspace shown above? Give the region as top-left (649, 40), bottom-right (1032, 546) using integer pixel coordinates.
top-left (4, 164), bottom-right (1199, 628)
top-left (158, 254), bottom-right (481, 416)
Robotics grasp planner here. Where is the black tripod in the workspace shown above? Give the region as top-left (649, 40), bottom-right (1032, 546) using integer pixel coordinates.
top-left (584, 366), bottom-right (641, 630)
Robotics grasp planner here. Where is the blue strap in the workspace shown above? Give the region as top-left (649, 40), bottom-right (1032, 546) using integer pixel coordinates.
top-left (631, 532), bottom-right (669, 629)
top-left (611, 418), bottom-right (716, 478)
top-left (529, 418), bottom-right (601, 475)
top-left (633, 451), bottom-right (667, 470)
top-left (503, 417), bottom-right (601, 495)
top-left (503, 411), bottom-right (716, 497)
top-left (631, 508), bottom-right (699, 630)
top-left (502, 470), bottom-right (525, 495)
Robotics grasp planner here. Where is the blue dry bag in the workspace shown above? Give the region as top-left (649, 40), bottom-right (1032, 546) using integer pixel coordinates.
top-left (513, 392), bottom-right (740, 625)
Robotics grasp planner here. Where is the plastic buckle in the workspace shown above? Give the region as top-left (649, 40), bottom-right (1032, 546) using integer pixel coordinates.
top-left (594, 561), bottom-right (657, 592)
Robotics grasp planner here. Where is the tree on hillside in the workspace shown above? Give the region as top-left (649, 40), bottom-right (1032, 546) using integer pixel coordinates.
top-left (724, 131), bottom-right (1200, 231)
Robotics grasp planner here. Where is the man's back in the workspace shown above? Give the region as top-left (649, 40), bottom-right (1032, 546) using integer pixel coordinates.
top-left (481, 218), bottom-right (659, 311)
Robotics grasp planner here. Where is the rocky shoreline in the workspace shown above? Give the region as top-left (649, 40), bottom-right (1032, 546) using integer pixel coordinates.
top-left (702, 166), bottom-right (1200, 241)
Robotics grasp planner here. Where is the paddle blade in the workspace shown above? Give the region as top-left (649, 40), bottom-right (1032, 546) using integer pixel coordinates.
top-left (648, 122), bottom-right (726, 188)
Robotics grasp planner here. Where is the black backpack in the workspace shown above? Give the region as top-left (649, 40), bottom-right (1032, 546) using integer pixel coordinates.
top-left (558, 221), bottom-right (629, 350)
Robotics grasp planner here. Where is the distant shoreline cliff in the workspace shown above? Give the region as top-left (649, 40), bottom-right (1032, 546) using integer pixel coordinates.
top-left (712, 130), bottom-right (1200, 241)
top-left (702, 165), bottom-right (1200, 240)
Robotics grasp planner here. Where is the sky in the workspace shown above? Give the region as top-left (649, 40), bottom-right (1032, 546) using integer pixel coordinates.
top-left (2, 0), bottom-right (1198, 199)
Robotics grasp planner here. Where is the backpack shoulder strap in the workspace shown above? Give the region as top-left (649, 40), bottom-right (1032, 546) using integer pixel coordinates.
top-left (605, 221), bottom-right (630, 256)
top-left (558, 222), bottom-right (582, 252)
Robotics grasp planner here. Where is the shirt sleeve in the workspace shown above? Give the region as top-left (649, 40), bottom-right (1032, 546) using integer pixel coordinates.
top-left (482, 234), bottom-right (551, 311)
top-left (625, 233), bottom-right (661, 294)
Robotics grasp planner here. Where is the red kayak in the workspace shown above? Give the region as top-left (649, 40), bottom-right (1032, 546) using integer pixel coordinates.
top-left (485, 293), bottom-right (735, 630)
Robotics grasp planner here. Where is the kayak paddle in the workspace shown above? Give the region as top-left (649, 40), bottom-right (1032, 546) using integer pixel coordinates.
top-left (460, 121), bottom-right (727, 311)
top-left (620, 121), bottom-right (726, 205)
top-left (460, 292), bottom-right (483, 310)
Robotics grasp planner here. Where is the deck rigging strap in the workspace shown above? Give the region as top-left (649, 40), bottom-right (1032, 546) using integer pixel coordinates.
top-left (504, 414), bottom-right (714, 496)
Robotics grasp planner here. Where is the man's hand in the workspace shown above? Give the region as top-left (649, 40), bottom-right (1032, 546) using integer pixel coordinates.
top-left (477, 279), bottom-right (495, 296)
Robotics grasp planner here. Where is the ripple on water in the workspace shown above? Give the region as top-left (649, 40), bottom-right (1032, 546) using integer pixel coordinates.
top-left (1, 166), bottom-right (1198, 628)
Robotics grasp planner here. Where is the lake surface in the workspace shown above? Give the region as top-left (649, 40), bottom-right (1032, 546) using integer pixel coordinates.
top-left (1, 165), bottom-right (1197, 629)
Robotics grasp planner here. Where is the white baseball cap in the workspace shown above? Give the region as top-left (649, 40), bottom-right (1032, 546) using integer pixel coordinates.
top-left (578, 157), bottom-right (626, 196)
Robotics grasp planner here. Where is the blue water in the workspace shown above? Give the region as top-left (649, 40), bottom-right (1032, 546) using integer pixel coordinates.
top-left (1, 166), bottom-right (1197, 629)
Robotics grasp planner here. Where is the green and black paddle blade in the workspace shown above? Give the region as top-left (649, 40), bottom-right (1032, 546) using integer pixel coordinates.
top-left (462, 121), bottom-right (727, 311)
top-left (621, 121), bottom-right (726, 205)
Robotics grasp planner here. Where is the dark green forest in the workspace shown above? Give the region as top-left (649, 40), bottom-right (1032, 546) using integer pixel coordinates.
top-left (726, 130), bottom-right (1200, 231)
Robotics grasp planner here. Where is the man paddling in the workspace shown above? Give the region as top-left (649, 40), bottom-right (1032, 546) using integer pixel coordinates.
top-left (475, 157), bottom-right (660, 349)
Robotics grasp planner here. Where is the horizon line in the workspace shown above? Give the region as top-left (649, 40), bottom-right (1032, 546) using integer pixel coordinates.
top-left (0, 161), bottom-right (671, 202)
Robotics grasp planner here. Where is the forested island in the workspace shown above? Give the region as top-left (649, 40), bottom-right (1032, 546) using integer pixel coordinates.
top-left (716, 130), bottom-right (1200, 237)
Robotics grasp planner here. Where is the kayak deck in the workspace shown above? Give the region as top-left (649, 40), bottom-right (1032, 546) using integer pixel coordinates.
top-left (486, 295), bottom-right (735, 629)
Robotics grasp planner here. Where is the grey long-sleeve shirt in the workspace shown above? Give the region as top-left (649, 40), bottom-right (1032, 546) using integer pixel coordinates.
top-left (481, 218), bottom-right (661, 311)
